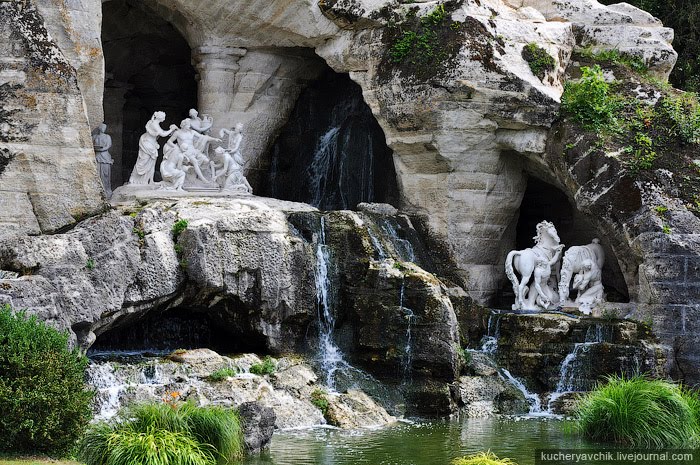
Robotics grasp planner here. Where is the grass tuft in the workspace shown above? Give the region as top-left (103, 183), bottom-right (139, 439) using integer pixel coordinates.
top-left (452, 451), bottom-right (518, 465)
top-left (575, 374), bottom-right (700, 448)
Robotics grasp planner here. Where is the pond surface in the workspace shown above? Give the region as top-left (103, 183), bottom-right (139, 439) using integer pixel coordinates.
top-left (243, 417), bottom-right (588, 465)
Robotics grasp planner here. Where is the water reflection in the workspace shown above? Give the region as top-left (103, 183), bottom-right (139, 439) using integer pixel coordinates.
top-left (244, 417), bottom-right (586, 465)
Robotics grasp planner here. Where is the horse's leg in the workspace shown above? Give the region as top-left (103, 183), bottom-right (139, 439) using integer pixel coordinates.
top-left (518, 253), bottom-right (535, 309)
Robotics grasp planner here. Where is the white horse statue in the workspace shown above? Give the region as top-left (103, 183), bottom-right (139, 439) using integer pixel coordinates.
top-left (505, 221), bottom-right (564, 310)
top-left (558, 239), bottom-right (605, 304)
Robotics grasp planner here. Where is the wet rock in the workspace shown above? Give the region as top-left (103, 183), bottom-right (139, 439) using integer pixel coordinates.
top-left (326, 390), bottom-right (396, 429)
top-left (457, 375), bottom-right (528, 417)
top-left (239, 401), bottom-right (276, 453)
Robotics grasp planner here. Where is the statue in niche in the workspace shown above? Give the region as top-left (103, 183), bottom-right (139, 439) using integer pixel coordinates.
top-left (164, 118), bottom-right (220, 185)
top-left (129, 111), bottom-right (176, 185)
top-left (505, 221), bottom-right (563, 310)
top-left (92, 123), bottom-right (113, 198)
top-left (160, 142), bottom-right (190, 191)
top-left (558, 238), bottom-right (606, 306)
top-left (571, 258), bottom-right (605, 315)
top-left (212, 146), bottom-right (253, 193)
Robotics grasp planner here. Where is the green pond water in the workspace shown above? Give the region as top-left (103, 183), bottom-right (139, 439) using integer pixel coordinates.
top-left (243, 417), bottom-right (590, 465)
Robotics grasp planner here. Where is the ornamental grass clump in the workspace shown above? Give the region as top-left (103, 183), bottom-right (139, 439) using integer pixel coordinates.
top-left (452, 451), bottom-right (518, 465)
top-left (78, 400), bottom-right (244, 465)
top-left (575, 374), bottom-right (700, 448)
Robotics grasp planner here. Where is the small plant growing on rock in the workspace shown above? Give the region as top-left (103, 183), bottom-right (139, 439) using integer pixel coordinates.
top-left (310, 388), bottom-right (330, 417)
top-left (208, 367), bottom-right (238, 382)
top-left (562, 65), bottom-right (620, 130)
top-left (522, 43), bottom-right (555, 80)
top-left (86, 257), bottom-right (96, 270)
top-left (172, 219), bottom-right (189, 240)
top-left (249, 356), bottom-right (276, 375)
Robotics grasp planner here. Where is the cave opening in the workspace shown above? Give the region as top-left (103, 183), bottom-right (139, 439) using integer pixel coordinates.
top-left (497, 177), bottom-right (630, 307)
top-left (261, 70), bottom-right (399, 210)
top-left (101, 0), bottom-right (197, 189)
top-left (89, 305), bottom-right (269, 355)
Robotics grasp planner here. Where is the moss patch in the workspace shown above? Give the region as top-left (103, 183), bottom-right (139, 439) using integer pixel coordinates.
top-left (522, 43), bottom-right (555, 80)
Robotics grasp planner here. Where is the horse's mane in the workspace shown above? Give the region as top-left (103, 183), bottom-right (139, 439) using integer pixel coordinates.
top-left (532, 220), bottom-right (555, 244)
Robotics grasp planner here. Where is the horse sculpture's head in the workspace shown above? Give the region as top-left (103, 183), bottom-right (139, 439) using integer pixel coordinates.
top-left (533, 220), bottom-right (560, 245)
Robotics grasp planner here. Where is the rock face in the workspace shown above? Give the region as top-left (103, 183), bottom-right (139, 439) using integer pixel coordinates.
top-left (1, 0), bottom-right (698, 395)
top-left (0, 1), bottom-right (105, 238)
top-left (239, 402), bottom-right (276, 453)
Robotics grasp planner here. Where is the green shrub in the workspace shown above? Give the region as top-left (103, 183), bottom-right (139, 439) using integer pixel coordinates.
top-left (522, 43), bottom-right (556, 79)
top-left (249, 356), bottom-right (276, 376)
top-left (0, 304), bottom-right (93, 456)
top-left (562, 65), bottom-right (620, 130)
top-left (625, 131), bottom-right (658, 173)
top-left (310, 388), bottom-right (330, 416)
top-left (580, 47), bottom-right (648, 73)
top-left (79, 402), bottom-right (244, 465)
top-left (575, 374), bottom-right (700, 448)
top-left (452, 451), bottom-right (517, 465)
top-left (208, 367), bottom-right (238, 382)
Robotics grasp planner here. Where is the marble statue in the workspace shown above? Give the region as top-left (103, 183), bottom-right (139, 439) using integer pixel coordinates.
top-left (93, 123), bottom-right (113, 198)
top-left (212, 146), bottom-right (252, 193)
top-left (219, 123), bottom-right (244, 154)
top-left (188, 108), bottom-right (214, 154)
top-left (571, 258), bottom-right (605, 315)
top-left (129, 111), bottom-right (176, 185)
top-left (164, 118), bottom-right (220, 185)
top-left (160, 142), bottom-right (190, 191)
top-left (558, 238), bottom-right (605, 305)
top-left (505, 221), bottom-right (563, 310)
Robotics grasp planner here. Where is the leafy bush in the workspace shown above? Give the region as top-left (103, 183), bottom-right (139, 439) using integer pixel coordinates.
top-left (575, 374), bottom-right (700, 448)
top-left (452, 451), bottom-right (517, 465)
top-left (624, 131), bottom-right (658, 173)
top-left (522, 43), bottom-right (556, 79)
top-left (310, 389), bottom-right (330, 417)
top-left (249, 356), bottom-right (276, 376)
top-left (79, 402), bottom-right (244, 465)
top-left (208, 367), bottom-right (238, 382)
top-left (562, 65), bottom-right (620, 130)
top-left (0, 304), bottom-right (93, 456)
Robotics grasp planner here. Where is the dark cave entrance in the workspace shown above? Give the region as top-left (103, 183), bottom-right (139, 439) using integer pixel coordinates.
top-left (497, 177), bottom-right (630, 307)
top-left (89, 305), bottom-right (269, 355)
top-left (261, 70), bottom-right (399, 210)
top-left (101, 0), bottom-right (197, 189)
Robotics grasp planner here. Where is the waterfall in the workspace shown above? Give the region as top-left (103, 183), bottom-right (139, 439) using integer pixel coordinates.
top-left (380, 219), bottom-right (415, 263)
top-left (314, 216), bottom-right (347, 389)
top-left (481, 312), bottom-right (501, 354)
top-left (308, 126), bottom-right (342, 208)
top-left (501, 368), bottom-right (542, 414)
top-left (546, 323), bottom-right (609, 411)
top-left (366, 225), bottom-right (387, 260)
top-left (399, 280), bottom-right (415, 382)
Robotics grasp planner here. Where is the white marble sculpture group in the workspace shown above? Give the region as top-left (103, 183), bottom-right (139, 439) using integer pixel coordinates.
top-left (125, 109), bottom-right (252, 193)
top-left (505, 221), bottom-right (605, 314)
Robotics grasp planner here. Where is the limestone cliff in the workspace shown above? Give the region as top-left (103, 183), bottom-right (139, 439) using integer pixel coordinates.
top-left (0, 0), bottom-right (698, 386)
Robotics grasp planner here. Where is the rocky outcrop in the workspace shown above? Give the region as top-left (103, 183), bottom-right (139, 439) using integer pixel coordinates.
top-left (0, 198), bottom-right (466, 414)
top-left (0, 1), bottom-right (105, 238)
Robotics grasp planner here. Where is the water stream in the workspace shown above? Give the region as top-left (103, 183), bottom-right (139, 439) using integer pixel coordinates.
top-left (399, 279), bottom-right (415, 383)
top-left (314, 216), bottom-right (348, 390)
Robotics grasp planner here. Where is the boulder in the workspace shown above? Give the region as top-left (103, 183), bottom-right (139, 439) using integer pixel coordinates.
top-left (238, 401), bottom-right (276, 453)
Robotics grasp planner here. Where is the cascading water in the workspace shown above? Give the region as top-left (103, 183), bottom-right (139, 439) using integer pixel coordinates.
top-left (546, 324), bottom-right (610, 411)
top-left (399, 280), bottom-right (416, 382)
top-left (264, 71), bottom-right (397, 210)
top-left (500, 368), bottom-right (542, 414)
top-left (481, 312), bottom-right (501, 354)
top-left (380, 219), bottom-right (415, 263)
top-left (314, 216), bottom-right (347, 389)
